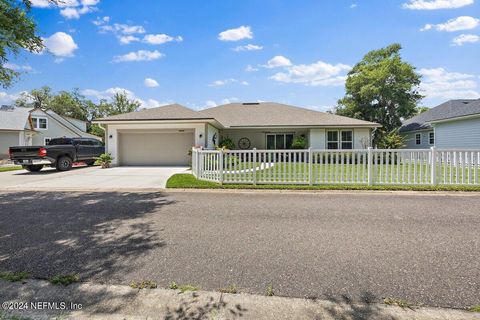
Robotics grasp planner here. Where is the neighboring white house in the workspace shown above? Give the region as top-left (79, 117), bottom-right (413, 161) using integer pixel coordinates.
top-left (0, 106), bottom-right (100, 159)
top-left (94, 102), bottom-right (380, 166)
top-left (400, 99), bottom-right (480, 149)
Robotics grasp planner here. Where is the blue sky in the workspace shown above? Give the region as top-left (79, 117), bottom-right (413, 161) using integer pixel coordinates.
top-left (2, 0), bottom-right (479, 111)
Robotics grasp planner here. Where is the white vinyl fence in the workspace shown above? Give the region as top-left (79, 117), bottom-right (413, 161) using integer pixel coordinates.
top-left (191, 147), bottom-right (480, 186)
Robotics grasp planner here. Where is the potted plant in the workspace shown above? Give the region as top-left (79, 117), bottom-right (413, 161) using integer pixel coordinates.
top-left (94, 153), bottom-right (114, 169)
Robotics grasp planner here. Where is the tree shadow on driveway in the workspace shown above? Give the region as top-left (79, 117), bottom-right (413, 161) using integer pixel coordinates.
top-left (0, 191), bottom-right (173, 281)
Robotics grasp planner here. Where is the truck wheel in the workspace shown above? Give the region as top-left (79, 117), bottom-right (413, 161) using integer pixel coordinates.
top-left (23, 165), bottom-right (44, 172)
top-left (56, 156), bottom-right (73, 171)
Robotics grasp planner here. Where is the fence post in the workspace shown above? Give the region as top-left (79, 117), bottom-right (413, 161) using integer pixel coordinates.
top-left (367, 147), bottom-right (373, 186)
top-left (308, 147), bottom-right (313, 186)
top-left (430, 146), bottom-right (437, 185)
top-left (218, 150), bottom-right (224, 185)
top-left (253, 148), bottom-right (257, 186)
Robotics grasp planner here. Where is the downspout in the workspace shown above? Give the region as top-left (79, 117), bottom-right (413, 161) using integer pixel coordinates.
top-left (371, 127), bottom-right (378, 148)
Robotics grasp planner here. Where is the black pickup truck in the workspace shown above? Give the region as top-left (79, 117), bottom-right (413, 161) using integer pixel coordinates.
top-left (9, 137), bottom-right (105, 172)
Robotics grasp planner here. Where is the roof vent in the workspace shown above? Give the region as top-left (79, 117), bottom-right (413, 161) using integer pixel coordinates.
top-left (242, 102), bottom-right (260, 106)
top-left (462, 101), bottom-right (470, 104)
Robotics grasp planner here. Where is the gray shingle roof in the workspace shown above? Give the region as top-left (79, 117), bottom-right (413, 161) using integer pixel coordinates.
top-left (400, 99), bottom-right (480, 133)
top-left (95, 102), bottom-right (380, 128)
top-left (96, 104), bottom-right (214, 121)
top-left (0, 107), bottom-right (30, 131)
top-left (199, 102), bottom-right (379, 127)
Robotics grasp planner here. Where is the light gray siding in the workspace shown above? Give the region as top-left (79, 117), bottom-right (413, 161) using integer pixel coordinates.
top-left (402, 130), bottom-right (434, 149)
top-left (30, 110), bottom-right (77, 145)
top-left (434, 117), bottom-right (480, 149)
top-left (220, 129), bottom-right (308, 149)
top-left (0, 131), bottom-right (20, 159)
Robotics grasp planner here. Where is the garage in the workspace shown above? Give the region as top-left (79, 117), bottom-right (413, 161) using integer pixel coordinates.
top-left (118, 130), bottom-right (194, 166)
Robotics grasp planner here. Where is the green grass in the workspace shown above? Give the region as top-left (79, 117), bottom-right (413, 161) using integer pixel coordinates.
top-left (383, 298), bottom-right (415, 309)
top-left (130, 280), bottom-right (157, 289)
top-left (265, 284), bottom-right (274, 297)
top-left (0, 166), bottom-right (22, 173)
top-left (218, 284), bottom-right (238, 294)
top-left (167, 174), bottom-right (480, 192)
top-left (0, 271), bottom-right (30, 282)
top-left (49, 274), bottom-right (79, 286)
top-left (470, 305), bottom-right (480, 312)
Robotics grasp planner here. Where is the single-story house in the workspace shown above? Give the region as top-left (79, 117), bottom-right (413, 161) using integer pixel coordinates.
top-left (94, 102), bottom-right (380, 166)
top-left (0, 105), bottom-right (100, 159)
top-left (399, 99), bottom-right (480, 149)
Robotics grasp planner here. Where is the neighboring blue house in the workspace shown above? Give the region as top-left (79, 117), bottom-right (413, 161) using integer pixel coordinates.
top-left (399, 99), bottom-right (480, 149)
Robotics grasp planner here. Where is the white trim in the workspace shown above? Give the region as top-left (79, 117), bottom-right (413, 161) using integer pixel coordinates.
top-left (32, 116), bottom-right (48, 130)
top-left (427, 113), bottom-right (480, 124)
top-left (428, 132), bottom-right (435, 145)
top-left (415, 133), bottom-right (422, 145)
top-left (265, 132), bottom-right (294, 150)
top-left (326, 129), bottom-right (354, 150)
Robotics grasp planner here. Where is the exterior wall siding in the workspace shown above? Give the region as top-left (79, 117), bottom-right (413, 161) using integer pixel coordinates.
top-left (30, 110), bottom-right (77, 145)
top-left (206, 124), bottom-right (219, 149)
top-left (0, 131), bottom-right (20, 159)
top-left (220, 129), bottom-right (308, 150)
top-left (434, 117), bottom-right (480, 149)
top-left (402, 130), bottom-right (434, 149)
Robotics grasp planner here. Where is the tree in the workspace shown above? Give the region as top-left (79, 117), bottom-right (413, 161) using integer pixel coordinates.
top-left (14, 86), bottom-right (52, 108)
top-left (49, 89), bottom-right (89, 121)
top-left (0, 0), bottom-right (56, 88)
top-left (107, 91), bottom-right (141, 115)
top-left (335, 44), bottom-right (423, 140)
top-left (377, 129), bottom-right (406, 149)
top-left (415, 106), bottom-right (430, 115)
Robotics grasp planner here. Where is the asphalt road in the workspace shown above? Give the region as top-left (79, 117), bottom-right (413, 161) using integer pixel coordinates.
top-left (0, 190), bottom-right (478, 308)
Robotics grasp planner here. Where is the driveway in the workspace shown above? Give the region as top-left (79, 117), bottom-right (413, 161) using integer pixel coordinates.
top-left (0, 166), bottom-right (190, 189)
top-left (0, 190), bottom-right (478, 308)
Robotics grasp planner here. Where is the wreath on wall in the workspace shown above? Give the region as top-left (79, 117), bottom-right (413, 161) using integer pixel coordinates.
top-left (238, 137), bottom-right (251, 149)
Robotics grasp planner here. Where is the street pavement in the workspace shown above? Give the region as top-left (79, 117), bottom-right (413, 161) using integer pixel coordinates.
top-left (0, 190), bottom-right (478, 308)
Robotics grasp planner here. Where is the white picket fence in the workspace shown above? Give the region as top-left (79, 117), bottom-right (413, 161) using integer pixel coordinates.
top-left (191, 147), bottom-right (480, 186)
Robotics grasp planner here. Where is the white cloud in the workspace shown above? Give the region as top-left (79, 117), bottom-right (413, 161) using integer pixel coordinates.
top-left (264, 56), bottom-right (292, 68)
top-left (218, 26), bottom-right (253, 41)
top-left (233, 44), bottom-right (263, 52)
top-left (452, 33), bottom-right (480, 45)
top-left (93, 16), bottom-right (110, 26)
top-left (208, 79), bottom-right (249, 87)
top-left (0, 91), bottom-right (27, 105)
top-left (43, 32), bottom-right (78, 58)
top-left (112, 50), bottom-right (163, 63)
top-left (403, 0), bottom-right (473, 10)
top-left (204, 98), bottom-right (238, 109)
top-left (350, 3), bottom-right (358, 8)
top-left (419, 67), bottom-right (480, 99)
top-left (143, 34), bottom-right (183, 45)
top-left (270, 60), bottom-right (351, 87)
top-left (4, 63), bottom-right (33, 72)
top-left (245, 65), bottom-right (259, 72)
top-left (32, 0), bottom-right (99, 19)
top-left (144, 78), bottom-right (159, 87)
top-left (81, 87), bottom-right (168, 109)
top-left (119, 35), bottom-right (140, 44)
top-left (421, 16), bottom-right (480, 32)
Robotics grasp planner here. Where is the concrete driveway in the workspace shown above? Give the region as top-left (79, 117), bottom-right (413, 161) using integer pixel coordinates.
top-left (0, 166), bottom-right (190, 189)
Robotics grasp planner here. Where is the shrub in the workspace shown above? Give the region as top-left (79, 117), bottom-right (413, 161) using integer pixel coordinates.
top-left (291, 136), bottom-right (307, 149)
top-left (219, 137), bottom-right (235, 150)
top-left (94, 153), bottom-right (114, 168)
top-left (378, 129), bottom-right (406, 149)
top-left (49, 274), bottom-right (79, 286)
top-left (130, 280), bottom-right (157, 289)
top-left (0, 271), bottom-right (30, 282)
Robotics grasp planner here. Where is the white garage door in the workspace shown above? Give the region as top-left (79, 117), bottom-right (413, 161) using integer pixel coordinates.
top-left (119, 131), bottom-right (194, 166)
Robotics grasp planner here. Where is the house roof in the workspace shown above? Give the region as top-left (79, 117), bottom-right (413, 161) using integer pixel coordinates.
top-left (43, 109), bottom-right (100, 139)
top-left (95, 103), bottom-right (214, 121)
top-left (95, 102), bottom-right (380, 128)
top-left (0, 106), bottom-right (31, 131)
top-left (199, 102), bottom-right (379, 127)
top-left (399, 99), bottom-right (480, 133)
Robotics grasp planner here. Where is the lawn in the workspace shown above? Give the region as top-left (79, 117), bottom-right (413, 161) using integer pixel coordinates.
top-left (0, 166), bottom-right (22, 173)
top-left (166, 174), bottom-right (480, 192)
top-left (204, 161), bottom-right (479, 185)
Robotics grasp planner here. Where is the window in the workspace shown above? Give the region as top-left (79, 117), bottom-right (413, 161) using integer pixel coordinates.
top-left (327, 130), bottom-right (353, 149)
top-left (44, 138), bottom-right (51, 145)
top-left (92, 140), bottom-right (103, 147)
top-left (32, 117), bottom-right (47, 130)
top-left (415, 133), bottom-right (421, 145)
top-left (341, 131), bottom-right (353, 150)
top-left (429, 132), bottom-right (435, 145)
top-left (266, 133), bottom-right (294, 149)
top-left (327, 131), bottom-right (339, 149)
